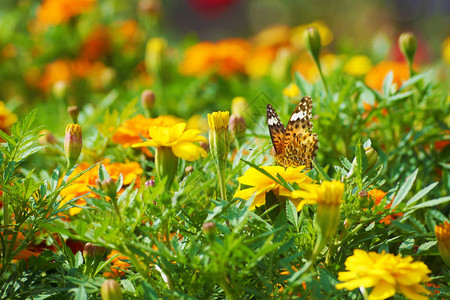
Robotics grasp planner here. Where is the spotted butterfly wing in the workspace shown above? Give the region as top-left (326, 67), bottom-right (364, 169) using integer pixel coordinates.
top-left (266, 96), bottom-right (319, 169)
top-left (266, 104), bottom-right (286, 155)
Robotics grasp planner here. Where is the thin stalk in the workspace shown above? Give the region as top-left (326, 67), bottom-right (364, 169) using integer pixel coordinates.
top-left (313, 56), bottom-right (329, 95)
top-left (217, 162), bottom-right (227, 200)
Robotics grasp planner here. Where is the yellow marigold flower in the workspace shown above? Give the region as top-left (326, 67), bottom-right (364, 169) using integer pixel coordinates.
top-left (252, 25), bottom-right (291, 49)
top-left (343, 55), bottom-right (372, 76)
top-left (245, 47), bottom-right (276, 78)
top-left (132, 123), bottom-right (207, 161)
top-left (145, 37), bottom-right (167, 74)
top-left (442, 36), bottom-right (450, 66)
top-left (435, 221), bottom-right (450, 268)
top-left (283, 83), bottom-right (301, 98)
top-left (336, 250), bottom-right (431, 300)
top-left (233, 166), bottom-right (313, 210)
top-left (0, 101), bottom-right (17, 132)
top-left (36, 0), bottom-right (96, 26)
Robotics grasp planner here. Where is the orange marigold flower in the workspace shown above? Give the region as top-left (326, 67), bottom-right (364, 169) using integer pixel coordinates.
top-left (180, 39), bottom-right (251, 77)
top-left (368, 189), bottom-right (404, 224)
top-left (60, 160), bottom-right (143, 215)
top-left (80, 26), bottom-right (112, 61)
top-left (365, 61), bottom-right (409, 91)
top-left (36, 0), bottom-right (96, 26)
top-left (103, 250), bottom-right (131, 278)
top-left (39, 60), bottom-right (72, 90)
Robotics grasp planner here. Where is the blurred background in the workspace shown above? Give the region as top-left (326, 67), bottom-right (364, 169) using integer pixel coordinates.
top-left (0, 0), bottom-right (449, 132)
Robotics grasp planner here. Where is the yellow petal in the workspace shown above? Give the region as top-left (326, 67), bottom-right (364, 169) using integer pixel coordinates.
top-left (172, 142), bottom-right (206, 161)
top-left (179, 129), bottom-right (208, 143)
top-left (398, 284), bottom-right (430, 300)
top-left (132, 140), bottom-right (158, 148)
top-left (368, 280), bottom-right (395, 300)
top-left (335, 276), bottom-right (375, 290)
top-left (234, 187), bottom-right (258, 201)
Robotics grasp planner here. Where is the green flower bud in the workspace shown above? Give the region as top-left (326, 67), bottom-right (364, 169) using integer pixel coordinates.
top-left (347, 147), bottom-right (378, 178)
top-left (100, 178), bottom-right (117, 199)
top-left (101, 279), bottom-right (123, 300)
top-left (64, 124), bottom-right (82, 170)
top-left (202, 222), bottom-right (217, 240)
top-left (231, 97), bottom-right (249, 121)
top-left (399, 32), bottom-right (417, 67)
top-left (303, 27), bottom-right (322, 61)
top-left (67, 106), bottom-right (79, 124)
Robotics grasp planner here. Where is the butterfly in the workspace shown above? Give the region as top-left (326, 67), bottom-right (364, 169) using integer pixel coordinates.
top-left (266, 96), bottom-right (319, 169)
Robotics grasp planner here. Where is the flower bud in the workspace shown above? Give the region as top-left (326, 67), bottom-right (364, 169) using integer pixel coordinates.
top-left (145, 37), bottom-right (167, 74)
top-left (347, 147), bottom-right (378, 178)
top-left (38, 129), bottom-right (57, 145)
top-left (435, 221), bottom-right (450, 268)
top-left (202, 222), bottom-right (216, 240)
top-left (303, 27), bottom-right (322, 61)
top-left (100, 177), bottom-right (117, 199)
top-left (64, 124), bottom-right (82, 170)
top-left (184, 166), bottom-right (194, 175)
top-left (399, 32), bottom-right (417, 67)
top-left (138, 0), bottom-right (161, 17)
top-left (83, 242), bottom-right (106, 259)
top-left (67, 106), bottom-right (80, 124)
top-left (145, 179), bottom-right (155, 187)
top-left (231, 97), bottom-right (248, 119)
top-left (208, 111), bottom-right (230, 199)
top-left (141, 89), bottom-right (155, 117)
top-left (229, 114), bottom-right (246, 147)
top-left (101, 279), bottom-right (123, 300)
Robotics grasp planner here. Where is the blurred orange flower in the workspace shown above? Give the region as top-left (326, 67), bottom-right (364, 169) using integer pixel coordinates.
top-left (365, 61), bottom-right (409, 91)
top-left (60, 160), bottom-right (143, 215)
top-left (368, 189), bottom-right (403, 224)
top-left (103, 250), bottom-right (131, 277)
top-left (37, 0), bottom-right (96, 26)
top-left (81, 26), bottom-right (112, 61)
top-left (180, 39), bottom-right (251, 77)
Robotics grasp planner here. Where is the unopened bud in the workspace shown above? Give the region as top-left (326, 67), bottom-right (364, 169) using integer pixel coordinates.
top-left (83, 242), bottom-right (106, 259)
top-left (101, 178), bottom-right (117, 198)
top-left (347, 147), bottom-right (378, 178)
top-left (185, 166), bottom-right (194, 175)
top-left (38, 129), bottom-right (57, 145)
top-left (101, 279), bottom-right (123, 300)
top-left (202, 222), bottom-right (216, 240)
top-left (141, 90), bottom-right (155, 116)
top-left (303, 27), bottom-right (322, 61)
top-left (399, 32), bottom-right (417, 67)
top-left (67, 106), bottom-right (80, 124)
top-left (64, 124), bottom-right (82, 170)
top-left (229, 114), bottom-right (246, 147)
top-left (358, 190), bottom-right (368, 199)
top-left (52, 80), bottom-right (67, 99)
top-left (145, 179), bottom-right (155, 187)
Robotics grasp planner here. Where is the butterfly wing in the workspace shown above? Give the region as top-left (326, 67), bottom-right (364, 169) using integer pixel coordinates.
top-left (283, 96), bottom-right (319, 169)
top-left (266, 104), bottom-right (286, 155)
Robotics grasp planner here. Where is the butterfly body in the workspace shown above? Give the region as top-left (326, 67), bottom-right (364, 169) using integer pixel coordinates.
top-left (266, 96), bottom-right (319, 169)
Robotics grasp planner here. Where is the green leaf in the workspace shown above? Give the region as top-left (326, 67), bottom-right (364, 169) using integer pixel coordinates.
top-left (399, 238), bottom-right (415, 251)
top-left (312, 160), bottom-right (331, 181)
top-left (416, 241), bottom-right (437, 254)
top-left (405, 182), bottom-right (438, 207)
top-left (0, 129), bottom-right (15, 145)
top-left (286, 200), bottom-right (299, 229)
top-left (388, 91), bottom-right (413, 102)
top-left (294, 72), bottom-right (312, 95)
top-left (407, 196), bottom-right (450, 211)
top-left (383, 71), bottom-right (393, 96)
top-left (339, 155), bottom-right (352, 170)
top-left (391, 169), bottom-right (418, 209)
top-left (398, 71), bottom-right (430, 92)
top-left (141, 282), bottom-right (159, 300)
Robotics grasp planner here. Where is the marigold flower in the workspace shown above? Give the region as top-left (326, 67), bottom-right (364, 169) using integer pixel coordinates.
top-left (343, 55), bottom-right (372, 76)
top-left (365, 61), bottom-right (409, 91)
top-left (103, 250), bottom-right (131, 278)
top-left (442, 36), bottom-right (450, 66)
top-left (291, 180), bottom-right (344, 251)
top-left (81, 26), bottom-right (112, 61)
top-left (336, 250), bottom-right (431, 300)
top-left (368, 189), bottom-right (404, 224)
top-left (132, 123), bottom-right (207, 161)
top-left (0, 101), bottom-right (17, 132)
top-left (36, 0), bottom-right (96, 26)
top-left (435, 221), bottom-right (450, 268)
top-left (180, 39), bottom-right (251, 77)
top-left (233, 166), bottom-right (313, 210)
top-left (60, 160), bottom-right (143, 215)
top-left (290, 20), bottom-right (333, 49)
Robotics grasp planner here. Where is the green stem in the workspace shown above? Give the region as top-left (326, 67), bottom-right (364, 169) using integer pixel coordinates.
top-left (313, 56), bottom-right (329, 95)
top-left (217, 161), bottom-right (227, 200)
